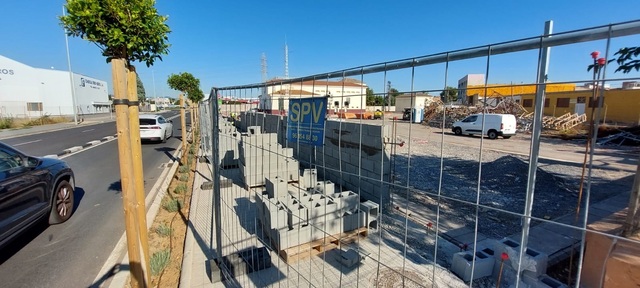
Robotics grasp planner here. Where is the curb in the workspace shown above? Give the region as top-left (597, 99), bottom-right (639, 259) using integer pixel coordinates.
top-left (57, 134), bottom-right (118, 157)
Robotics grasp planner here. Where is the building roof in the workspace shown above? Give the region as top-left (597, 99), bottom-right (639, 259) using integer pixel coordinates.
top-left (266, 78), bottom-right (366, 87)
top-left (271, 89), bottom-right (318, 96)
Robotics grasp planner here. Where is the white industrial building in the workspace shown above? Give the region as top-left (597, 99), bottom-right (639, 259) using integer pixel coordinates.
top-left (0, 54), bottom-right (110, 118)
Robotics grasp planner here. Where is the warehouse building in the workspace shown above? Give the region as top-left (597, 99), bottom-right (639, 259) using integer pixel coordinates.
top-left (0, 54), bottom-right (110, 118)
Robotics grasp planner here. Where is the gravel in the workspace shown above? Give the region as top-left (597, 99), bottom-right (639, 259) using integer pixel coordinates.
top-left (389, 138), bottom-right (634, 240)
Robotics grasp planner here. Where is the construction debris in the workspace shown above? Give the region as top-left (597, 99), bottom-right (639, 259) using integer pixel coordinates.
top-left (421, 98), bottom-right (589, 133)
top-left (597, 126), bottom-right (640, 146)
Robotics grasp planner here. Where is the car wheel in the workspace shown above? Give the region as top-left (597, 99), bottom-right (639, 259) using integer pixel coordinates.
top-left (162, 129), bottom-right (167, 143)
top-left (488, 130), bottom-right (498, 139)
top-left (453, 127), bottom-right (462, 135)
top-left (503, 136), bottom-right (512, 139)
top-left (50, 180), bottom-right (74, 224)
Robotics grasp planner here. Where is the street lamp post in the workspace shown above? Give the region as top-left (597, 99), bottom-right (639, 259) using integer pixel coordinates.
top-left (63, 5), bottom-right (79, 124)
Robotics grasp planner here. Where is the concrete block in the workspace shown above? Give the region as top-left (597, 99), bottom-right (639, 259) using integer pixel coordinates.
top-left (530, 274), bottom-right (568, 288)
top-left (266, 202), bottom-right (289, 230)
top-left (315, 180), bottom-right (335, 195)
top-left (360, 200), bottom-right (379, 230)
top-left (332, 191), bottom-right (359, 213)
top-left (266, 176), bottom-right (288, 199)
top-left (451, 251), bottom-right (495, 282)
top-left (493, 238), bottom-right (548, 278)
top-left (300, 169), bottom-right (318, 189)
top-left (342, 210), bottom-right (366, 232)
top-left (288, 202), bottom-right (308, 227)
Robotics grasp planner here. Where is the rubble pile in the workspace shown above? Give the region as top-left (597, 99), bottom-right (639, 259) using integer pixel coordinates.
top-left (597, 125), bottom-right (640, 146)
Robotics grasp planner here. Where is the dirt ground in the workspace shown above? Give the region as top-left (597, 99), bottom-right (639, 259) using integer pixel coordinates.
top-left (123, 139), bottom-right (198, 288)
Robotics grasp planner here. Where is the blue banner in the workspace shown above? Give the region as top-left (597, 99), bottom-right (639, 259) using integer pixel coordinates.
top-left (287, 97), bottom-right (327, 146)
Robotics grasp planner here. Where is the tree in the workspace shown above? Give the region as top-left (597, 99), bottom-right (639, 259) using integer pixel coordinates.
top-left (440, 86), bottom-right (458, 103)
top-left (612, 46), bottom-right (640, 73)
top-left (136, 74), bottom-right (146, 103)
top-left (60, 1), bottom-right (170, 286)
top-left (167, 72), bottom-right (201, 101)
top-left (366, 88), bottom-right (376, 105)
top-left (386, 88), bottom-right (400, 106)
top-left (60, 0), bottom-right (170, 67)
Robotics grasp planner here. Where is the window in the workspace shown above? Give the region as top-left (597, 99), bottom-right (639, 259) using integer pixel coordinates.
top-left (522, 99), bottom-right (533, 107)
top-left (462, 115), bottom-right (478, 123)
top-left (589, 97), bottom-right (604, 107)
top-left (26, 102), bottom-right (43, 112)
top-left (577, 97), bottom-right (586, 104)
top-left (544, 98), bottom-right (550, 107)
top-left (556, 98), bottom-right (570, 108)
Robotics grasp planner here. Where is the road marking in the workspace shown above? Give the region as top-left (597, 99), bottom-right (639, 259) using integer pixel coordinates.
top-left (13, 139), bottom-right (42, 146)
top-left (82, 129), bottom-right (95, 132)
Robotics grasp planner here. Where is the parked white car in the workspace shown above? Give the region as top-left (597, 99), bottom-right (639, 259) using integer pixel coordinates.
top-left (139, 114), bottom-right (173, 143)
top-left (451, 113), bottom-right (516, 139)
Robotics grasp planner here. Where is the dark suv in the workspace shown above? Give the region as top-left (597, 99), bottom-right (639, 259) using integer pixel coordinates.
top-left (0, 142), bottom-right (75, 248)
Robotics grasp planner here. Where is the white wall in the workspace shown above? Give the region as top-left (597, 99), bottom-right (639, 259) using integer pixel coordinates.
top-left (0, 55), bottom-right (109, 117)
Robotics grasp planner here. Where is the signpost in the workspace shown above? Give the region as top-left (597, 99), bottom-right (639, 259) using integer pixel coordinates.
top-left (287, 97), bottom-right (327, 146)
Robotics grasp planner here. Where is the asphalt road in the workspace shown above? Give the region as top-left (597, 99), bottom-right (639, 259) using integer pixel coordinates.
top-left (0, 111), bottom-right (186, 287)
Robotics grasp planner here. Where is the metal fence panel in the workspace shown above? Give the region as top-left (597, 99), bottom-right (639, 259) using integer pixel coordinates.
top-left (197, 20), bottom-right (640, 288)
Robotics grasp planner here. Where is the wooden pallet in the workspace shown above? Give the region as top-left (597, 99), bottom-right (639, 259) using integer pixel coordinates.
top-left (278, 227), bottom-right (368, 264)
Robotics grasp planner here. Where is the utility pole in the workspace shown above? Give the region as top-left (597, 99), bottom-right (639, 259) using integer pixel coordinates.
top-left (112, 58), bottom-right (145, 287)
top-left (127, 65), bottom-right (151, 283)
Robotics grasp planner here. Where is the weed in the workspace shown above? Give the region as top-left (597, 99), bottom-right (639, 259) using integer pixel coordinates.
top-left (150, 249), bottom-right (171, 275)
top-left (178, 165), bottom-right (189, 173)
top-left (0, 117), bottom-right (14, 129)
top-left (155, 224), bottom-right (173, 237)
top-left (178, 174), bottom-right (188, 182)
top-left (174, 183), bottom-right (187, 194)
top-left (162, 199), bottom-right (182, 212)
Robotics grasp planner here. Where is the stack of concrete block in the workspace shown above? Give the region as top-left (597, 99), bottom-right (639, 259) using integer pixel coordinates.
top-left (359, 200), bottom-right (380, 230)
top-left (218, 117), bottom-right (240, 167)
top-left (240, 131), bottom-right (299, 187)
top-left (451, 251), bottom-right (495, 282)
top-left (260, 172), bottom-right (370, 251)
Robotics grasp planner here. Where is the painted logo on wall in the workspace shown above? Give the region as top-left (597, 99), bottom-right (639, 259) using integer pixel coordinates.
top-left (80, 77), bottom-right (104, 89)
top-left (0, 69), bottom-right (15, 75)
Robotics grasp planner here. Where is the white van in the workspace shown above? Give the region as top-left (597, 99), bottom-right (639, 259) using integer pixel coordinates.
top-left (451, 113), bottom-right (517, 139)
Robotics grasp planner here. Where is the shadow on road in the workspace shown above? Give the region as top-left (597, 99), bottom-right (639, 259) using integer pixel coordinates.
top-left (154, 146), bottom-right (177, 161)
top-left (88, 263), bottom-right (130, 288)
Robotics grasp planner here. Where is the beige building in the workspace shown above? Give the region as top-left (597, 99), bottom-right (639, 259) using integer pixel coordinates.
top-left (260, 78), bottom-right (368, 114)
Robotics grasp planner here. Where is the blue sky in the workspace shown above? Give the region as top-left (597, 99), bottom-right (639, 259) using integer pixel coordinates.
top-left (1, 0), bottom-right (639, 99)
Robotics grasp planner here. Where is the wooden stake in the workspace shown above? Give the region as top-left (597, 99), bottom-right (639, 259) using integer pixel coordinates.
top-left (112, 58), bottom-right (145, 288)
top-left (127, 65), bottom-right (151, 284)
top-left (180, 94), bottom-right (187, 151)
